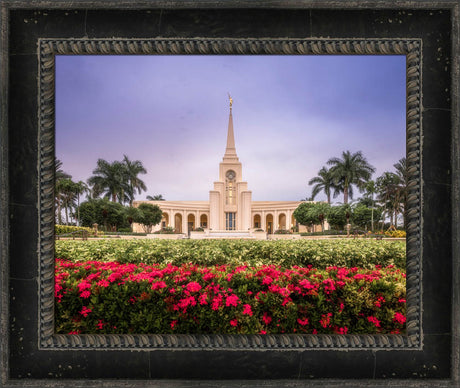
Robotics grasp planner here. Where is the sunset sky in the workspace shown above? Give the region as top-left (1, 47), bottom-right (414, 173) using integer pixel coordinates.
top-left (56, 55), bottom-right (406, 202)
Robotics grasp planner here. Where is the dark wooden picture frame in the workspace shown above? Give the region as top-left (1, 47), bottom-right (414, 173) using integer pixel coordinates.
top-left (1, 1), bottom-right (459, 386)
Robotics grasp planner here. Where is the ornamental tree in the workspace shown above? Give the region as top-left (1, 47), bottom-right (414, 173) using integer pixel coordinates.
top-left (352, 204), bottom-right (383, 231)
top-left (135, 203), bottom-right (163, 233)
top-left (294, 202), bottom-right (330, 232)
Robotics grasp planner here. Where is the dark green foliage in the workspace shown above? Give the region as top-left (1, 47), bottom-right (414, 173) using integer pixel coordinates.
top-left (135, 203), bottom-right (163, 233)
top-left (77, 198), bottom-right (128, 231)
top-left (352, 204), bottom-right (383, 229)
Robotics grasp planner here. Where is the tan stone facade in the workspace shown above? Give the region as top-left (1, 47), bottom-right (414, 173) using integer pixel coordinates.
top-left (133, 104), bottom-right (318, 236)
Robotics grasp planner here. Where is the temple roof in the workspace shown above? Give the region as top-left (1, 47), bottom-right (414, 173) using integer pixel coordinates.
top-left (223, 105), bottom-right (239, 162)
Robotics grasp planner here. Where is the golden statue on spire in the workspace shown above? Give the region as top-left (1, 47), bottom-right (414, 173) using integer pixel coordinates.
top-left (228, 93), bottom-right (233, 108)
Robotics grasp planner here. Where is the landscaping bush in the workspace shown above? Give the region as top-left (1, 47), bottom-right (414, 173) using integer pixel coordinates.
top-left (55, 225), bottom-right (96, 235)
top-left (300, 230), bottom-right (347, 236)
top-left (274, 229), bottom-right (292, 234)
top-left (55, 259), bottom-right (406, 335)
top-left (55, 239), bottom-right (406, 269)
top-left (153, 227), bottom-right (176, 234)
top-left (385, 230), bottom-right (406, 238)
top-left (102, 232), bottom-right (148, 236)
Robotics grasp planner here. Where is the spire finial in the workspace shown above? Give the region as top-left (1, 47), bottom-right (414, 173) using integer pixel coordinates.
top-left (228, 92), bottom-right (233, 109)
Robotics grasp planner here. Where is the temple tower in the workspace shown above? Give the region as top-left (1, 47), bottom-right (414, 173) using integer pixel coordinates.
top-left (209, 97), bottom-right (252, 231)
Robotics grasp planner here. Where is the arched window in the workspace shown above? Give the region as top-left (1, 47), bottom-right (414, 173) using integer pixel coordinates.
top-left (225, 170), bottom-right (236, 205)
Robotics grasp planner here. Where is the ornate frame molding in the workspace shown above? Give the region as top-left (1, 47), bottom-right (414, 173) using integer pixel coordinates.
top-left (38, 38), bottom-right (422, 350)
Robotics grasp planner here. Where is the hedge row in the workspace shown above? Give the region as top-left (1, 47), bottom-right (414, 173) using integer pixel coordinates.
top-left (55, 225), bottom-right (96, 235)
top-left (55, 259), bottom-right (406, 335)
top-left (55, 239), bottom-right (406, 269)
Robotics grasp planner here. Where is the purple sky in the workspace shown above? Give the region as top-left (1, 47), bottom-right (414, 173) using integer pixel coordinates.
top-left (56, 55), bottom-right (406, 202)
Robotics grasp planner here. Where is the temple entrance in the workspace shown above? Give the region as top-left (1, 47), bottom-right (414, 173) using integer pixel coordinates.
top-left (278, 213), bottom-right (286, 230)
top-left (226, 212), bottom-right (236, 230)
top-left (161, 213), bottom-right (169, 229)
top-left (266, 214), bottom-right (273, 234)
top-left (174, 213), bottom-right (182, 233)
top-left (253, 214), bottom-right (261, 229)
top-left (200, 214), bottom-right (208, 228)
top-left (187, 214), bottom-right (195, 232)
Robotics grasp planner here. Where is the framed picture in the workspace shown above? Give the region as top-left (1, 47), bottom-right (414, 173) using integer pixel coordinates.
top-left (53, 53), bottom-right (408, 338)
top-left (1, 1), bottom-right (459, 386)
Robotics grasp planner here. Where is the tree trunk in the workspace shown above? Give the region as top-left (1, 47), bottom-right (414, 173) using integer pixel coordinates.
top-left (65, 205), bottom-right (68, 225)
top-left (343, 185), bottom-right (348, 204)
top-left (57, 199), bottom-right (62, 225)
top-left (76, 195), bottom-right (80, 227)
top-left (112, 193), bottom-right (117, 202)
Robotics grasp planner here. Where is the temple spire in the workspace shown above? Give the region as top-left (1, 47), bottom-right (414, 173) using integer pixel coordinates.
top-left (223, 94), bottom-right (238, 161)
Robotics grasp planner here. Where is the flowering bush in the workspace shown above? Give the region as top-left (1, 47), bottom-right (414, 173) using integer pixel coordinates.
top-left (385, 230), bottom-right (406, 238)
top-left (55, 238), bottom-right (406, 269)
top-left (55, 259), bottom-right (406, 335)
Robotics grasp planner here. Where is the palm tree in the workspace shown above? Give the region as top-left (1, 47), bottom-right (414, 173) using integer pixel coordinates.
top-left (376, 172), bottom-right (400, 228)
top-left (393, 157), bottom-right (408, 228)
top-left (308, 166), bottom-right (340, 204)
top-left (57, 178), bottom-right (77, 225)
top-left (327, 150), bottom-right (376, 204)
top-left (87, 159), bottom-right (128, 203)
top-left (146, 194), bottom-right (165, 201)
top-left (55, 158), bottom-right (71, 181)
top-left (55, 158), bottom-right (72, 225)
top-left (122, 155), bottom-right (147, 206)
top-left (73, 181), bottom-right (89, 226)
top-left (364, 180), bottom-right (377, 231)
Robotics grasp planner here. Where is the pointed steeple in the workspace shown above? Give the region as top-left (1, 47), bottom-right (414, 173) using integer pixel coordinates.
top-left (223, 95), bottom-right (239, 161)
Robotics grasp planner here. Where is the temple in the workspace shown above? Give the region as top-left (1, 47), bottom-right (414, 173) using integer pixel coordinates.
top-left (133, 98), bottom-right (313, 237)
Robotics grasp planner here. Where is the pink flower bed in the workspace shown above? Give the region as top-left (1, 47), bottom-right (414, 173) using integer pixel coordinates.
top-left (55, 259), bottom-right (406, 335)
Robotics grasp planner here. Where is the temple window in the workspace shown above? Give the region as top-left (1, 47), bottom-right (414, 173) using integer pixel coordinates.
top-left (225, 170), bottom-right (236, 205)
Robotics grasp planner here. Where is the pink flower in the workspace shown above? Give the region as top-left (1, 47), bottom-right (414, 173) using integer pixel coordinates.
top-left (80, 306), bottom-right (92, 317)
top-left (242, 304), bottom-right (253, 316)
top-left (170, 320), bottom-right (177, 329)
top-left (393, 312), bottom-right (406, 325)
top-left (77, 280), bottom-right (91, 292)
top-left (108, 272), bottom-right (122, 283)
top-left (230, 319), bottom-right (238, 327)
top-left (320, 313), bottom-right (332, 328)
top-left (299, 279), bottom-right (315, 290)
top-left (199, 293), bottom-right (208, 305)
top-left (178, 296), bottom-right (196, 310)
top-left (262, 276), bottom-right (273, 285)
top-left (367, 316), bottom-right (381, 327)
top-left (97, 279), bottom-right (109, 288)
top-left (322, 278), bottom-right (336, 294)
top-left (225, 294), bottom-right (240, 307)
top-left (79, 290), bottom-right (91, 299)
top-left (151, 281), bottom-right (167, 290)
top-left (211, 295), bottom-right (223, 311)
top-left (203, 273), bottom-right (215, 282)
top-left (259, 330), bottom-right (267, 335)
top-left (186, 281), bottom-right (202, 293)
top-left (96, 320), bottom-right (104, 330)
top-left (335, 326), bottom-right (348, 334)
top-left (297, 318), bottom-right (309, 326)
top-left (262, 312), bottom-right (272, 325)
top-left (68, 330), bottom-right (81, 335)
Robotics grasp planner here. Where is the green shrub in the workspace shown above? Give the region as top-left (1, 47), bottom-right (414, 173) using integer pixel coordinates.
top-left (55, 239), bottom-right (406, 269)
top-left (274, 229), bottom-right (291, 234)
top-left (55, 225), bottom-right (96, 235)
